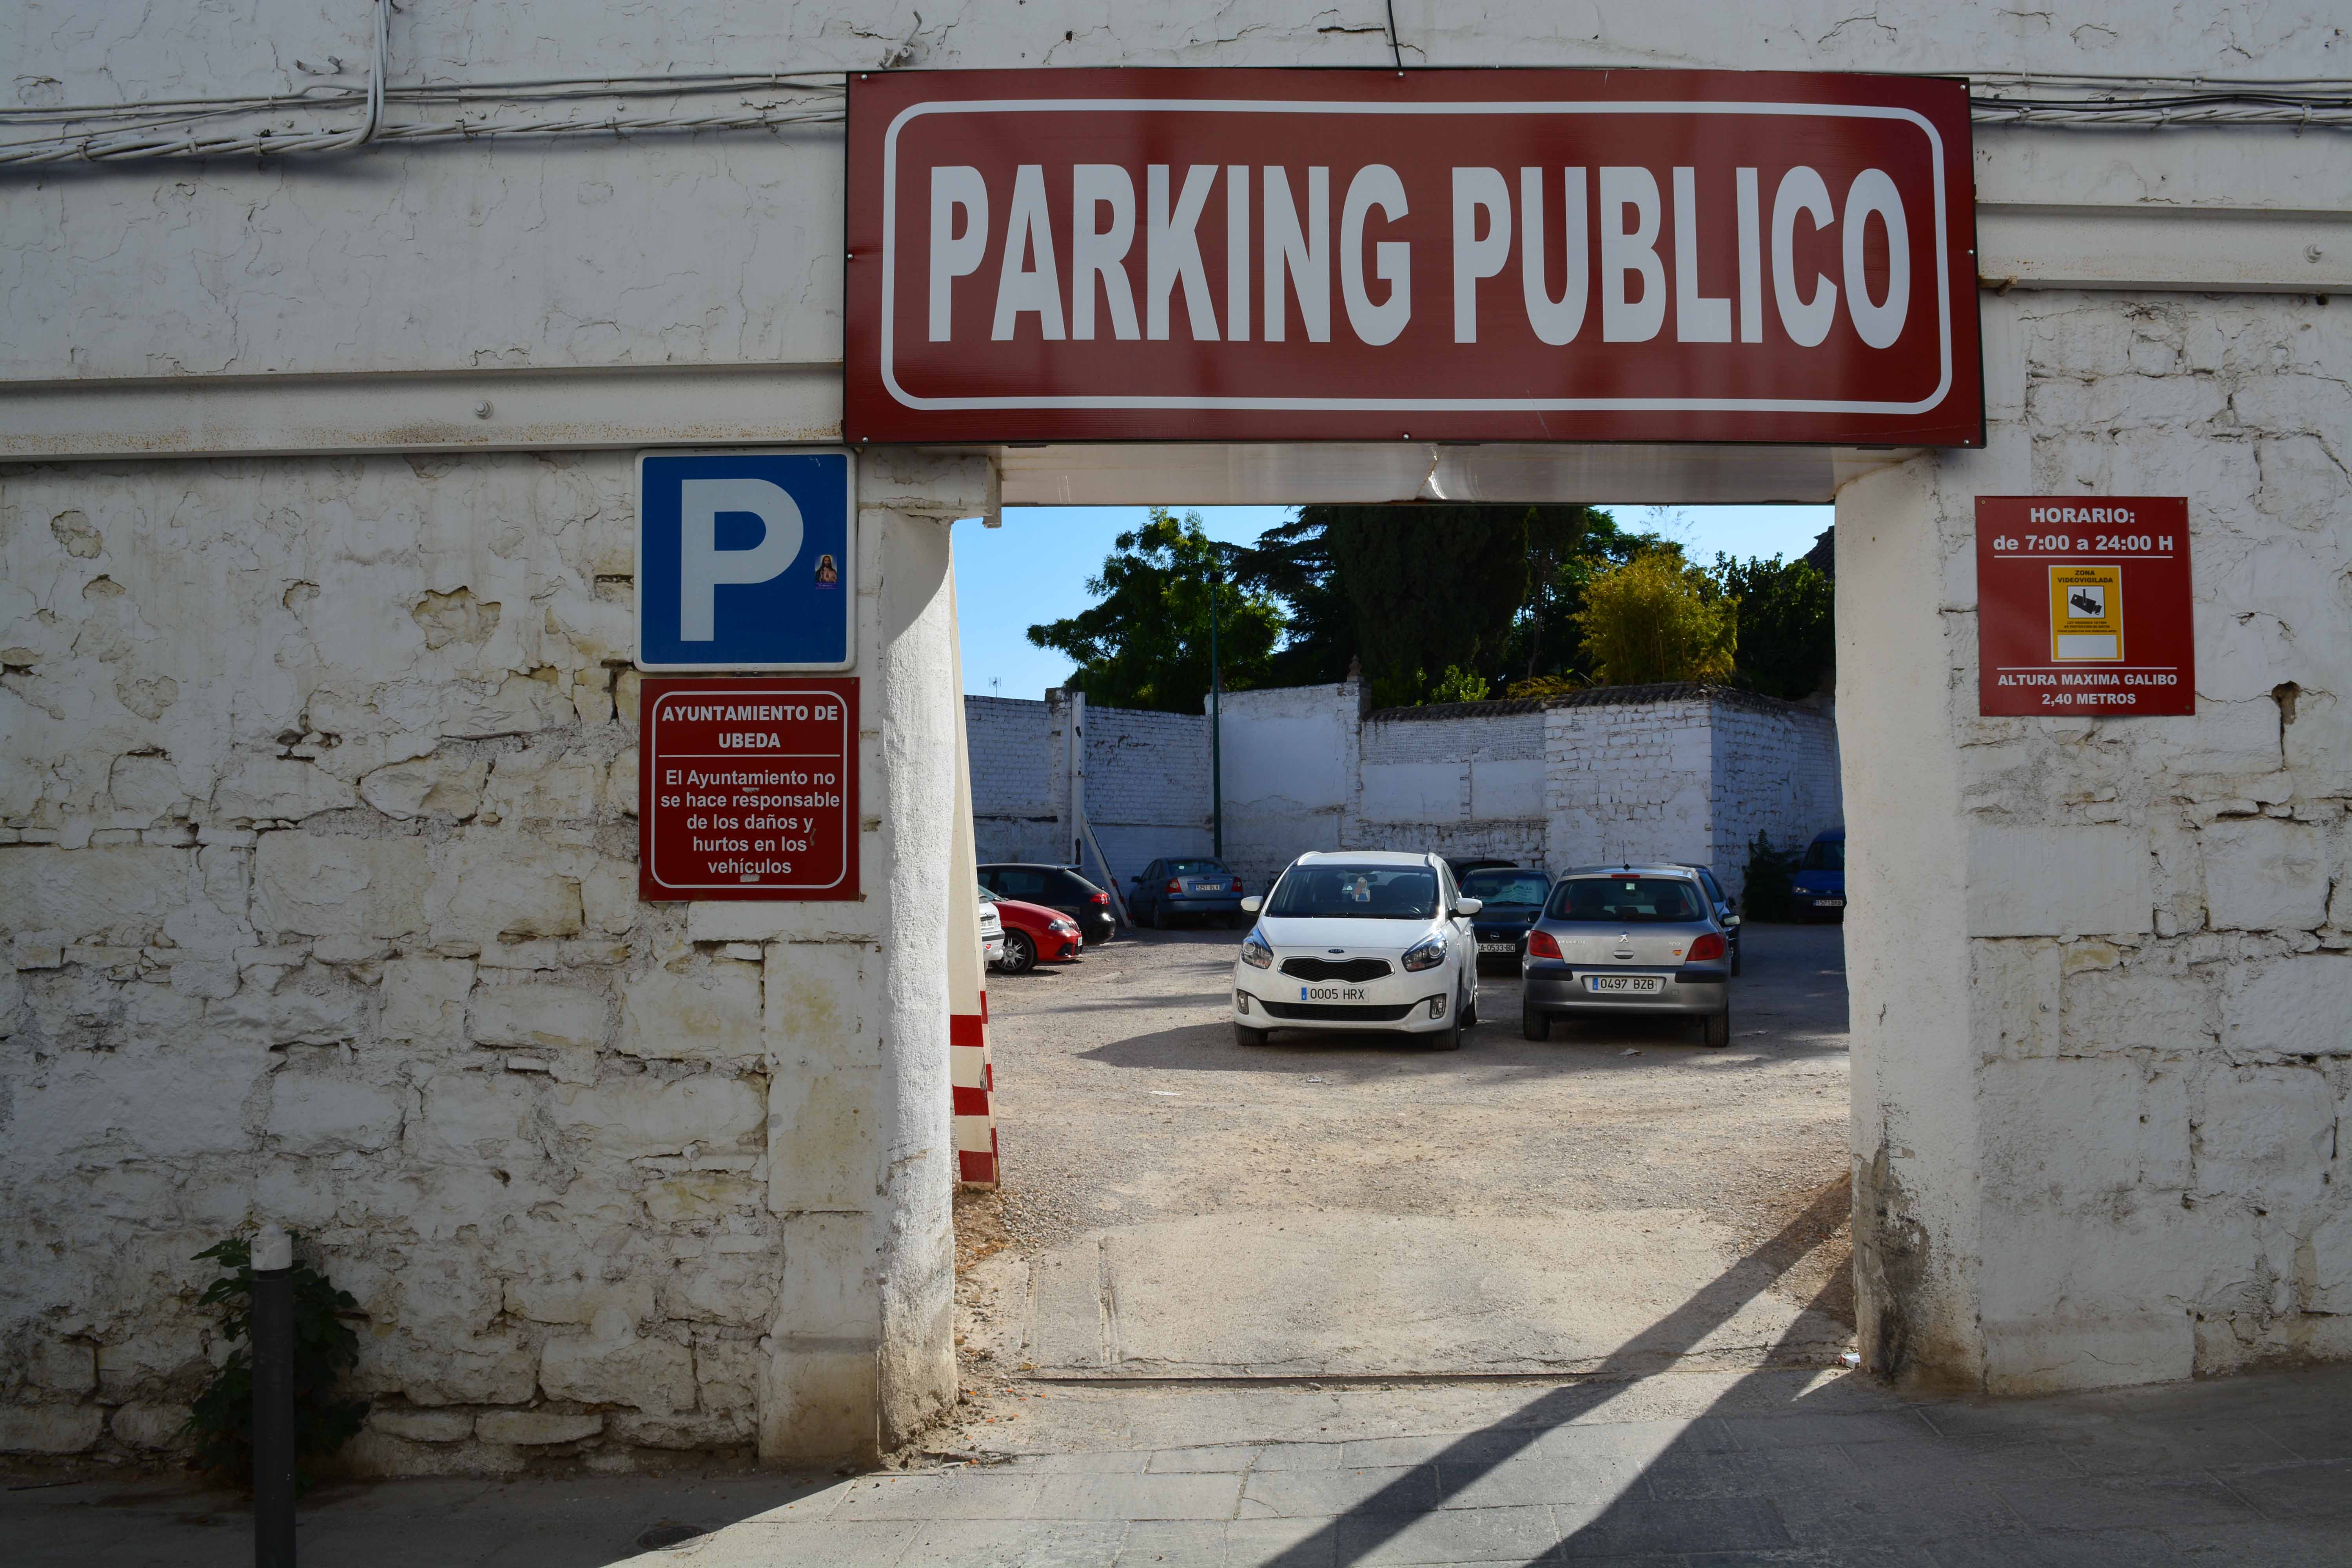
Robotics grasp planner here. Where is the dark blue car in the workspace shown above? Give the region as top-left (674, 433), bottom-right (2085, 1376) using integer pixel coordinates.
top-left (1792, 829), bottom-right (1846, 921)
top-left (1459, 866), bottom-right (1552, 967)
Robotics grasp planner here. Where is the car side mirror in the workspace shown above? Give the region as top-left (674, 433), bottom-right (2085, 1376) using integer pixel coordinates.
top-left (1454, 898), bottom-right (1483, 916)
top-left (1239, 895), bottom-right (1262, 913)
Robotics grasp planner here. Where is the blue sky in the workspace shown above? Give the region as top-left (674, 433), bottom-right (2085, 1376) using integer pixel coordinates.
top-left (955, 504), bottom-right (1834, 700)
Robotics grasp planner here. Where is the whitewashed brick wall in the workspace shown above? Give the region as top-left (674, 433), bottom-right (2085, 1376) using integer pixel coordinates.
top-left (964, 693), bottom-right (1211, 886)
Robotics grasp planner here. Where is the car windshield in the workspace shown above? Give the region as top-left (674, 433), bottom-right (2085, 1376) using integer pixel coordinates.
top-left (1802, 838), bottom-right (1846, 871)
top-left (1267, 864), bottom-right (1439, 920)
top-left (1167, 859), bottom-right (1228, 875)
top-left (1461, 870), bottom-right (1548, 906)
top-left (1549, 877), bottom-right (1707, 923)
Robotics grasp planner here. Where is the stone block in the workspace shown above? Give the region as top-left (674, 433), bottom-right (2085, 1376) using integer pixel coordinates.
top-left (475, 1409), bottom-right (604, 1445)
top-left (24, 1339), bottom-right (96, 1394)
top-left (2062, 965), bottom-right (2217, 1056)
top-left (2194, 1064), bottom-right (2334, 1209)
top-left (253, 834), bottom-right (430, 939)
top-left (470, 980), bottom-right (607, 1051)
top-left (662, 1253), bottom-right (778, 1327)
top-left (695, 1340), bottom-right (761, 1416)
top-left (621, 964), bottom-right (764, 1063)
top-left (359, 755), bottom-right (488, 822)
top-left (581, 861), bottom-right (637, 935)
top-left (481, 746), bottom-right (604, 822)
top-left (213, 756), bottom-right (360, 822)
top-left (413, 1072), bottom-right (541, 1163)
top-left (2223, 956), bottom-right (2352, 1056)
top-left (643, 1173), bottom-right (766, 1225)
top-left (0, 844), bottom-right (191, 947)
top-left (368, 1407), bottom-right (477, 1443)
top-left (9, 1045), bottom-right (260, 1167)
top-left (428, 840), bottom-right (584, 943)
top-left (0, 1404), bottom-right (105, 1454)
top-left (549, 1075), bottom-right (766, 1158)
top-left (2203, 818), bottom-right (2329, 931)
top-left (211, 977), bottom-right (363, 1046)
top-left (505, 1276), bottom-right (657, 1328)
top-left (769, 1065), bottom-right (880, 1214)
top-left (609, 1410), bottom-right (756, 1449)
top-left (380, 957), bottom-right (475, 1042)
top-left (608, 747), bottom-right (639, 816)
top-left (110, 1401), bottom-right (193, 1451)
top-left (267, 1076), bottom-right (403, 1153)
top-left (1981, 1056), bottom-right (2167, 1203)
top-left (539, 1312), bottom-right (696, 1414)
top-left (1967, 825), bottom-right (2151, 937)
top-left (765, 942), bottom-right (877, 1069)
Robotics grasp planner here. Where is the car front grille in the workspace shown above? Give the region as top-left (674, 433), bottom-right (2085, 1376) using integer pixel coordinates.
top-left (1260, 999), bottom-right (1417, 1022)
top-left (1278, 957), bottom-right (1392, 982)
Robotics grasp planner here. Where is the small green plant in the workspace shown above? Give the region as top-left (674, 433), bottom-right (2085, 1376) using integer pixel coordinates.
top-left (181, 1234), bottom-right (370, 1490)
top-left (1741, 832), bottom-right (1804, 922)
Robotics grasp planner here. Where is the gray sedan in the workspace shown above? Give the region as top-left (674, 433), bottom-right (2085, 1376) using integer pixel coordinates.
top-left (1520, 866), bottom-right (1734, 1047)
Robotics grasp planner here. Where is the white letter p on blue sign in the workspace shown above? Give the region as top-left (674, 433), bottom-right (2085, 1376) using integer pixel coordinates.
top-left (679, 478), bottom-right (802, 641)
top-left (637, 449), bottom-right (855, 671)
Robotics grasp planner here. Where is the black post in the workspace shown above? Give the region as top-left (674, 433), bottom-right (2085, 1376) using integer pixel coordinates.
top-left (250, 1225), bottom-right (296, 1568)
top-left (1208, 558), bottom-right (1223, 860)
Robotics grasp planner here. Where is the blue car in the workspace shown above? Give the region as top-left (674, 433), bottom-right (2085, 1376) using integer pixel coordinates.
top-left (1792, 829), bottom-right (1846, 921)
top-left (1127, 857), bottom-right (1247, 929)
top-left (1459, 866), bottom-right (1552, 968)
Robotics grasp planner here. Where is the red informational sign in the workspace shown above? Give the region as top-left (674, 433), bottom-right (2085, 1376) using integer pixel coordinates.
top-left (845, 68), bottom-right (1981, 445)
top-left (640, 678), bottom-right (860, 901)
top-left (1976, 498), bottom-right (2194, 717)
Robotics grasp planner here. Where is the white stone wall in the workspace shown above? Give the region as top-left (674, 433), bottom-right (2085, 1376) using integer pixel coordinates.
top-left (1708, 701), bottom-right (1845, 883)
top-left (0, 448), bottom-right (982, 1469)
top-left (1220, 680), bottom-right (1362, 888)
top-left (963, 693), bottom-right (1211, 885)
top-left (1843, 290), bottom-right (2352, 1394)
top-left (1546, 697), bottom-right (1720, 873)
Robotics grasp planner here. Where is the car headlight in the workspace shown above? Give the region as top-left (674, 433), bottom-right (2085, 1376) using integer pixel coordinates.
top-left (1051, 918), bottom-right (1077, 933)
top-left (1239, 929), bottom-right (1274, 969)
top-left (1401, 933), bottom-right (1447, 973)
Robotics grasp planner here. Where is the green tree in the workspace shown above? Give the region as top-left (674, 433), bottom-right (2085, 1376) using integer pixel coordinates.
top-left (1228, 512), bottom-right (1352, 686)
top-left (1573, 548), bottom-right (1738, 686)
top-left (1305, 503), bottom-right (1598, 708)
top-left (1501, 507), bottom-right (1668, 690)
top-left (1715, 554), bottom-right (1835, 700)
top-left (1025, 508), bottom-right (1285, 713)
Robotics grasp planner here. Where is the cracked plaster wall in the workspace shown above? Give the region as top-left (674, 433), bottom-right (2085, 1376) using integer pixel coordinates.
top-left (1843, 288), bottom-right (2352, 1394)
top-left (0, 446), bottom-right (981, 1470)
top-left (4, 5), bottom-right (2348, 386)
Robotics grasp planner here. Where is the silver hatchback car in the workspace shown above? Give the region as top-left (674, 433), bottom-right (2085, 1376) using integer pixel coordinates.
top-left (1520, 865), bottom-right (1734, 1047)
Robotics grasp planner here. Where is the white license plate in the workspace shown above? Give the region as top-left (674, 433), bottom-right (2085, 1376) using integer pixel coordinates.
top-left (1584, 975), bottom-right (1665, 995)
top-left (1301, 985), bottom-right (1369, 1002)
top-left (1478, 941), bottom-right (1518, 954)
top-left (1186, 882), bottom-right (1230, 894)
top-left (1817, 897), bottom-right (1846, 907)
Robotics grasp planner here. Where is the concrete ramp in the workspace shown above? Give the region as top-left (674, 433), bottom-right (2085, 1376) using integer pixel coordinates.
top-left (1022, 1209), bottom-right (1850, 1379)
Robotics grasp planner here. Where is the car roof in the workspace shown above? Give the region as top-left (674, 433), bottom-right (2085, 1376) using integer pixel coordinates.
top-left (1812, 828), bottom-right (1846, 842)
top-left (1295, 850), bottom-right (1437, 867)
top-left (1561, 864), bottom-right (1704, 879)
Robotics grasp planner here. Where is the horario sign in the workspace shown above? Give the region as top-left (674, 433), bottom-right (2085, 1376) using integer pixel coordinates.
top-left (844, 69), bottom-right (1981, 445)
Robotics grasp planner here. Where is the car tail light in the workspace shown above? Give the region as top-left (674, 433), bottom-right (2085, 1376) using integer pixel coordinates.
top-left (1688, 933), bottom-right (1728, 962)
top-left (1233, 878), bottom-right (1244, 894)
top-left (1165, 879), bottom-right (1181, 893)
top-left (1526, 929), bottom-right (1563, 960)
top-left (1089, 891), bottom-right (1109, 904)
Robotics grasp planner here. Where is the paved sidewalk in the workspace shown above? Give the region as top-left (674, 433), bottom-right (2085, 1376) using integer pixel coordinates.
top-left (12, 1363), bottom-right (2352, 1566)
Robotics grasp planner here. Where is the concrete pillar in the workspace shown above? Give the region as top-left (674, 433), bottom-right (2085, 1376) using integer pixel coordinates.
top-left (1839, 288), bottom-right (2352, 1394)
top-left (720, 448), bottom-right (995, 1463)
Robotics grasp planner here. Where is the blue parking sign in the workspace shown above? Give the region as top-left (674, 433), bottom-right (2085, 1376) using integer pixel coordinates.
top-left (635, 449), bottom-right (855, 671)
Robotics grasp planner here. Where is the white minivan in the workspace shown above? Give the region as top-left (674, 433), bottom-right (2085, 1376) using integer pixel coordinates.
top-left (1231, 851), bottom-right (1482, 1050)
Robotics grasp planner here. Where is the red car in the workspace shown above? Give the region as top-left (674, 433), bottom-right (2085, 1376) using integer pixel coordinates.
top-left (985, 891), bottom-right (1082, 974)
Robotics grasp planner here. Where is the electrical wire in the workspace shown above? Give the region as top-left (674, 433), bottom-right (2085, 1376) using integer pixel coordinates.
top-left (0, 53), bottom-right (2345, 168)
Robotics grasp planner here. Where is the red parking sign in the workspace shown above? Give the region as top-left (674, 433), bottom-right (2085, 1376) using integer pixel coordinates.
top-left (639, 678), bottom-right (860, 900)
top-left (846, 68), bottom-right (1981, 445)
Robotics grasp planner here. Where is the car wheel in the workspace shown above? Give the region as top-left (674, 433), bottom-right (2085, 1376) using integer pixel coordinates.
top-left (1148, 898), bottom-right (1165, 931)
top-left (1702, 1009), bottom-right (1731, 1048)
top-left (1462, 976), bottom-right (1479, 1028)
top-left (1234, 1022), bottom-right (1269, 1047)
top-left (998, 931), bottom-right (1036, 975)
top-left (1428, 1004), bottom-right (1463, 1051)
top-left (1730, 945), bottom-right (1742, 978)
top-left (1522, 1007), bottom-right (1550, 1042)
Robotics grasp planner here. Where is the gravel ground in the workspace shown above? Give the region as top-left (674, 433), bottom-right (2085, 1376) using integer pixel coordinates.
top-left (956, 919), bottom-right (1855, 1354)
